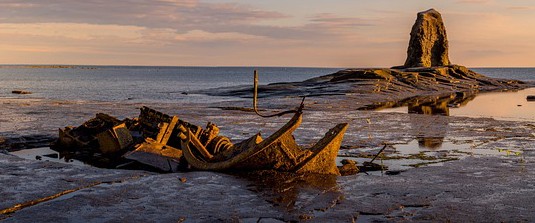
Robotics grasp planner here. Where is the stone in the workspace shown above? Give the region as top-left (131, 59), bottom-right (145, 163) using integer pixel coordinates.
top-left (11, 90), bottom-right (32, 94)
top-left (404, 9), bottom-right (451, 68)
top-left (339, 159), bottom-right (359, 176)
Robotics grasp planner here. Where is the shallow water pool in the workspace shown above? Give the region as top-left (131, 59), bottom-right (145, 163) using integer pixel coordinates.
top-left (374, 88), bottom-right (535, 122)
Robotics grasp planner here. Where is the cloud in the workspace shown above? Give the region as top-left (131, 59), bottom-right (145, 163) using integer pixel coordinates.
top-left (7, 1), bottom-right (534, 67)
top-left (0, 0), bottom-right (380, 42)
top-left (0, 0), bottom-right (287, 30)
top-left (455, 0), bottom-right (492, 4)
top-left (507, 6), bottom-right (535, 10)
top-left (308, 13), bottom-right (376, 28)
top-left (0, 23), bottom-right (143, 41)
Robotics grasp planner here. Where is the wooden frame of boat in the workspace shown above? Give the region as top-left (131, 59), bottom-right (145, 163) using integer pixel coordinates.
top-left (180, 111), bottom-right (348, 176)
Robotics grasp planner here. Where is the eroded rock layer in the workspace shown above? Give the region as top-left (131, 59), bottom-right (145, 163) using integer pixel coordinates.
top-left (200, 65), bottom-right (527, 101)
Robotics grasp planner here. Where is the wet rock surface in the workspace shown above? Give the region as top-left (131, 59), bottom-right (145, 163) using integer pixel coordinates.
top-left (1, 98), bottom-right (534, 222)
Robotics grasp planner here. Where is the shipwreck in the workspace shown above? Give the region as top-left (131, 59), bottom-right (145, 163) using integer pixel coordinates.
top-left (53, 71), bottom-right (349, 176)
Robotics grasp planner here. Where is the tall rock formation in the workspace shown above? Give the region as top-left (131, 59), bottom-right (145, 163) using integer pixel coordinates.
top-left (404, 9), bottom-right (450, 68)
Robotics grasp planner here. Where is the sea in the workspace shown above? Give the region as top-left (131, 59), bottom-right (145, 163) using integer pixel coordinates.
top-left (0, 66), bottom-right (340, 104)
top-left (0, 66), bottom-right (534, 121)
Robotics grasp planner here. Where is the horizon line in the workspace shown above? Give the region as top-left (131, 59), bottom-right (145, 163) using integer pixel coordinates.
top-left (2, 63), bottom-right (535, 69)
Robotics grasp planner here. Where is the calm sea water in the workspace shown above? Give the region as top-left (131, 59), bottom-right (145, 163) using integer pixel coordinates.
top-left (0, 66), bottom-right (340, 103)
top-left (471, 68), bottom-right (535, 81)
top-left (0, 66), bottom-right (533, 104)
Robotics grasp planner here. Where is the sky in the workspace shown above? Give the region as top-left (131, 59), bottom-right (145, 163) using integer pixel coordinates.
top-left (1, 0), bottom-right (535, 67)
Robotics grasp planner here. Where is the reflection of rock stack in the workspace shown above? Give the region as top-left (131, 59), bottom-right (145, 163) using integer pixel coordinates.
top-left (418, 137), bottom-right (445, 149)
top-left (408, 93), bottom-right (477, 149)
top-left (408, 95), bottom-right (451, 116)
top-left (409, 99), bottom-right (449, 150)
top-left (410, 114), bottom-right (448, 150)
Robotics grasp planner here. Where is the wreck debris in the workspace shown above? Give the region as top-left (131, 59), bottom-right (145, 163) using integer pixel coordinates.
top-left (369, 144), bottom-right (388, 164)
top-left (96, 123), bottom-right (133, 154)
top-left (52, 71), bottom-right (350, 175)
top-left (53, 104), bottom-right (350, 175)
top-left (177, 72), bottom-right (349, 176)
top-left (54, 113), bottom-right (131, 154)
top-left (358, 145), bottom-right (389, 172)
top-left (123, 115), bottom-right (184, 172)
top-left (253, 70), bottom-right (303, 118)
top-left (180, 108), bottom-right (348, 175)
top-left (339, 159), bottom-right (359, 176)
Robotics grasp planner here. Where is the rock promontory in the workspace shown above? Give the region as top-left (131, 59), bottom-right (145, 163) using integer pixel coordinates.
top-left (199, 9), bottom-right (531, 109)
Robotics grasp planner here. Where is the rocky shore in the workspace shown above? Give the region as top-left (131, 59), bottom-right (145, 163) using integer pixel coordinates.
top-left (1, 98), bottom-right (534, 222)
top-left (1, 9), bottom-right (534, 222)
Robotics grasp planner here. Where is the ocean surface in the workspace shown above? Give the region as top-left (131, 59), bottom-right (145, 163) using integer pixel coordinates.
top-left (0, 66), bottom-right (534, 122)
top-left (0, 66), bottom-right (341, 103)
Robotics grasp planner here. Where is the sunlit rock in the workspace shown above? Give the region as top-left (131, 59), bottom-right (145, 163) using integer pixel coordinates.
top-left (404, 9), bottom-right (451, 68)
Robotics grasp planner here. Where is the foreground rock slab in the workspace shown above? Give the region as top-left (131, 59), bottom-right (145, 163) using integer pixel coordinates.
top-left (0, 153), bottom-right (285, 222)
top-left (1, 98), bottom-right (535, 222)
top-left (3, 145), bottom-right (535, 222)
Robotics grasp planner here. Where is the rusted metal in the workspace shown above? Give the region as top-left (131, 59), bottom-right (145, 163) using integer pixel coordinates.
top-left (95, 123), bottom-right (133, 154)
top-left (54, 98), bottom-right (349, 175)
top-left (181, 110), bottom-right (349, 176)
top-left (178, 124), bottom-right (214, 160)
top-left (123, 115), bottom-right (184, 172)
top-left (123, 138), bottom-right (183, 172)
top-left (54, 113), bottom-right (130, 154)
top-left (253, 70), bottom-right (304, 117)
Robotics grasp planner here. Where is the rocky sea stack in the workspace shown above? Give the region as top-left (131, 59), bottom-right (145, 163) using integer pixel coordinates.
top-left (404, 9), bottom-right (450, 68)
top-left (201, 9), bottom-right (530, 109)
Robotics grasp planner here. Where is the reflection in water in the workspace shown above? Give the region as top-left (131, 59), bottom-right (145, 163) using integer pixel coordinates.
top-left (236, 170), bottom-right (341, 217)
top-left (416, 137), bottom-right (445, 149)
top-left (10, 147), bottom-right (88, 166)
top-left (9, 147), bottom-right (165, 172)
top-left (363, 88), bottom-right (535, 121)
top-left (407, 92), bottom-right (476, 116)
top-left (360, 92), bottom-right (477, 150)
top-left (359, 92), bottom-right (477, 115)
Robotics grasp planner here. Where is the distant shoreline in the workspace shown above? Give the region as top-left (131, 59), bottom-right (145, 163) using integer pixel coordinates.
top-left (2, 64), bottom-right (535, 70)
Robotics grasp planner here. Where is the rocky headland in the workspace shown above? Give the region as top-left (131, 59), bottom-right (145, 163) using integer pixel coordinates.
top-left (199, 9), bottom-right (531, 108)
